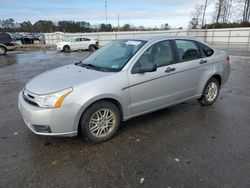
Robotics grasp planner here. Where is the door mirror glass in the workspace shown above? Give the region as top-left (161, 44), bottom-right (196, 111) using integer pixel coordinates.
top-left (132, 61), bottom-right (157, 74)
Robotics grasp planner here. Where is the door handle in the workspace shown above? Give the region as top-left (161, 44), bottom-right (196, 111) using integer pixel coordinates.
top-left (199, 60), bottom-right (207, 64)
top-left (165, 67), bottom-right (176, 73)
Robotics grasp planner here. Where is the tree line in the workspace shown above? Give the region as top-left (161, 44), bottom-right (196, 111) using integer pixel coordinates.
top-left (190, 0), bottom-right (250, 29)
top-left (2, 0), bottom-right (249, 33)
top-left (0, 18), bottom-right (171, 33)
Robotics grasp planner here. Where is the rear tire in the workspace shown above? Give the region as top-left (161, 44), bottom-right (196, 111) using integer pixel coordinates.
top-left (80, 101), bottom-right (121, 143)
top-left (0, 46), bottom-right (7, 55)
top-left (89, 45), bottom-right (96, 52)
top-left (198, 77), bottom-right (220, 106)
top-left (63, 45), bottom-right (70, 52)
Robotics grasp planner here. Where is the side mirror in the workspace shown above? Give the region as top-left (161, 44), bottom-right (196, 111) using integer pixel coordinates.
top-left (132, 61), bottom-right (157, 74)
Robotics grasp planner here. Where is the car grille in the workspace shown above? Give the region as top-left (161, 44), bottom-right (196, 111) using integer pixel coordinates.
top-left (23, 89), bottom-right (39, 107)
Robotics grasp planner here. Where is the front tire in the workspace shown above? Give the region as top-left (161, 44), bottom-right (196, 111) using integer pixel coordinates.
top-left (0, 46), bottom-right (7, 55)
top-left (80, 101), bottom-right (121, 143)
top-left (199, 77), bottom-right (220, 106)
top-left (63, 45), bottom-right (70, 52)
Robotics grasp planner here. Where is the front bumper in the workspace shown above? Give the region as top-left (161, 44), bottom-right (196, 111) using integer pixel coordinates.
top-left (18, 92), bottom-right (78, 137)
top-left (56, 46), bottom-right (63, 51)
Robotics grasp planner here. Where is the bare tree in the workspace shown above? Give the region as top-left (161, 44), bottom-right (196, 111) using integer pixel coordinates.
top-left (243, 0), bottom-right (250, 22)
top-left (223, 0), bottom-right (233, 22)
top-left (201, 0), bottom-right (211, 27)
top-left (189, 4), bottom-right (203, 29)
top-left (213, 0), bottom-right (233, 23)
top-left (215, 0), bottom-right (224, 23)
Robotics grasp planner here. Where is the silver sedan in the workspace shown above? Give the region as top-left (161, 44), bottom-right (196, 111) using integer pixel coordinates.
top-left (18, 35), bottom-right (230, 143)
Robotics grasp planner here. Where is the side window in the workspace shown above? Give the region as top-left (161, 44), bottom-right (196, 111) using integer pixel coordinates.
top-left (82, 38), bottom-right (90, 41)
top-left (176, 40), bottom-right (201, 61)
top-left (75, 38), bottom-right (81, 42)
top-left (134, 40), bottom-right (174, 69)
top-left (198, 42), bottom-right (214, 57)
top-left (0, 34), bottom-right (10, 42)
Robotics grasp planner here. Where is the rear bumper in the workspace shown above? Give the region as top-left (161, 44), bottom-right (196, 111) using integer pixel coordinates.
top-left (6, 45), bottom-right (17, 51)
top-left (222, 62), bottom-right (230, 85)
top-left (18, 92), bottom-right (78, 137)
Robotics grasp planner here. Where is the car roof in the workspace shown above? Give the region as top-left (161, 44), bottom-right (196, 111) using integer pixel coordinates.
top-left (0, 32), bottom-right (11, 35)
top-left (121, 35), bottom-right (196, 42)
top-left (74, 37), bottom-right (88, 39)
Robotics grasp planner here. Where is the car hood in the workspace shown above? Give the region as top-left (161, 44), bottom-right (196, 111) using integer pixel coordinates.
top-left (25, 64), bottom-right (111, 94)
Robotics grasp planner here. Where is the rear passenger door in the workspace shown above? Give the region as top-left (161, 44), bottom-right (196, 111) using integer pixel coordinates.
top-left (81, 38), bottom-right (91, 50)
top-left (171, 39), bottom-right (209, 100)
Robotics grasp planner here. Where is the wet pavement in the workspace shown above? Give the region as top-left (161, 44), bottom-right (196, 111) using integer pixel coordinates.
top-left (0, 50), bottom-right (250, 188)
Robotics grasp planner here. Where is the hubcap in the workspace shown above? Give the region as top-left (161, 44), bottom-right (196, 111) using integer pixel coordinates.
top-left (89, 108), bottom-right (116, 138)
top-left (205, 82), bottom-right (218, 102)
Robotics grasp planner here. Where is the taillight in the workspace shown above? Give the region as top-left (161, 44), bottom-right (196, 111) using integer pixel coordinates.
top-left (8, 41), bottom-right (16, 46)
top-left (225, 55), bottom-right (230, 63)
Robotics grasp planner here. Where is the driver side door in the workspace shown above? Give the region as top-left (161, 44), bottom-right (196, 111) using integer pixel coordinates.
top-left (128, 40), bottom-right (177, 115)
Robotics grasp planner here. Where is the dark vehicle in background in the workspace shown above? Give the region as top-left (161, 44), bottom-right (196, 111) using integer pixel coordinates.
top-left (21, 36), bottom-right (34, 45)
top-left (11, 33), bottom-right (23, 40)
top-left (11, 33), bottom-right (45, 45)
top-left (0, 33), bottom-right (17, 55)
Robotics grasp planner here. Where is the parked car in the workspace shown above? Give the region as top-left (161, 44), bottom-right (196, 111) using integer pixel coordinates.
top-left (56, 37), bottom-right (98, 52)
top-left (18, 35), bottom-right (230, 143)
top-left (0, 32), bottom-right (17, 55)
top-left (21, 36), bottom-right (34, 45)
top-left (11, 33), bottom-right (23, 40)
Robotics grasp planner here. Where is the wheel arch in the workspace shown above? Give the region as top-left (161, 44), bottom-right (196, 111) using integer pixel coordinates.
top-left (0, 45), bottom-right (7, 54)
top-left (199, 73), bottom-right (222, 99)
top-left (75, 97), bottom-right (124, 134)
top-left (210, 74), bottom-right (222, 87)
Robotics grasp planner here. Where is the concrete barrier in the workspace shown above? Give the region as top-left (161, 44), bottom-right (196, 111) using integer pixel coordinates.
top-left (44, 28), bottom-right (250, 51)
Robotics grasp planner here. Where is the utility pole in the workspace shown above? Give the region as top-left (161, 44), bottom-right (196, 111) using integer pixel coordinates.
top-left (105, 0), bottom-right (108, 24)
top-left (118, 13), bottom-right (120, 32)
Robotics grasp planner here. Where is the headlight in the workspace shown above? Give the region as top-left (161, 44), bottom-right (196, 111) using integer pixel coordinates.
top-left (35, 88), bottom-right (73, 108)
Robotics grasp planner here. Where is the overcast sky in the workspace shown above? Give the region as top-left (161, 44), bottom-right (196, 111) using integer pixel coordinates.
top-left (0, 0), bottom-right (213, 28)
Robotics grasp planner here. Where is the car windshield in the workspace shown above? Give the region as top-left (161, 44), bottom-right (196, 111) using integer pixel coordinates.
top-left (81, 39), bottom-right (146, 72)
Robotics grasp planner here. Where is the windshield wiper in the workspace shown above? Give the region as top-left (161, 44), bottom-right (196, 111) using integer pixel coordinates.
top-left (81, 63), bottom-right (108, 72)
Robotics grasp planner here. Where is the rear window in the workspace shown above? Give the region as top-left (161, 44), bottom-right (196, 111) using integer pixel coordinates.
top-left (0, 34), bottom-right (11, 42)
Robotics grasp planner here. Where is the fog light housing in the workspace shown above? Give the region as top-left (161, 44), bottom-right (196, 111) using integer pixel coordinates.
top-left (33, 125), bottom-right (52, 133)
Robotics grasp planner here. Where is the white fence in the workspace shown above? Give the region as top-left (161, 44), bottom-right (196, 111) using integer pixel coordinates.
top-left (44, 27), bottom-right (250, 51)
